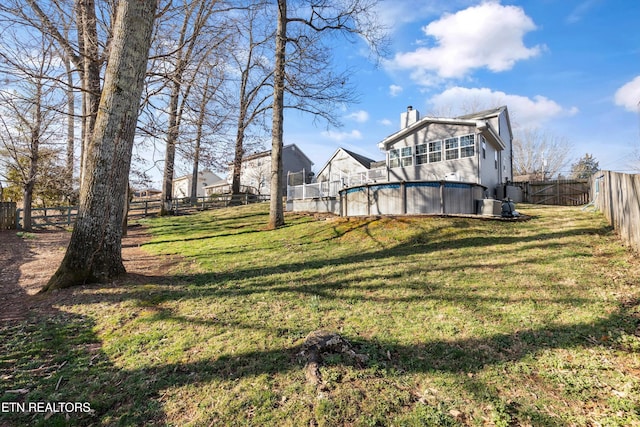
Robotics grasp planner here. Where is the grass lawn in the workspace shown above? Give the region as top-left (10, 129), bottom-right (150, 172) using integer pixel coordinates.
top-left (2, 203), bottom-right (640, 426)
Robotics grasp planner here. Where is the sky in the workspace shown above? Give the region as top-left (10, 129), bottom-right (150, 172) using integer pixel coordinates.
top-left (282, 0), bottom-right (640, 177)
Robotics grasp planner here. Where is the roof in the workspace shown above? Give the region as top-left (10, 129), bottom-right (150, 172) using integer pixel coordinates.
top-left (377, 105), bottom-right (511, 151)
top-left (456, 105), bottom-right (506, 120)
top-left (173, 170), bottom-right (222, 182)
top-left (341, 148), bottom-right (376, 168)
top-left (242, 143), bottom-right (314, 166)
top-left (457, 105), bottom-right (513, 141)
top-left (317, 148), bottom-right (379, 177)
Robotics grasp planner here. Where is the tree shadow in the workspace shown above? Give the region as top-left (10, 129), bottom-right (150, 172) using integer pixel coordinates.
top-left (4, 292), bottom-right (635, 425)
top-left (1, 214), bottom-right (635, 425)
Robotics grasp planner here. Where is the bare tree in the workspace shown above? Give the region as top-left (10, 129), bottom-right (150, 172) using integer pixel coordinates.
top-left (21, 0), bottom-right (107, 183)
top-left (0, 32), bottom-right (65, 231)
top-left (1, 0), bottom-right (116, 195)
top-left (43, 0), bottom-right (157, 291)
top-left (512, 127), bottom-right (572, 180)
top-left (268, 0), bottom-right (386, 228)
top-left (144, 0), bottom-right (226, 215)
top-left (226, 1), bottom-right (274, 197)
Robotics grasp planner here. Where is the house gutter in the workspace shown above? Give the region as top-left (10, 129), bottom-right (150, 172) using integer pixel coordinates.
top-left (476, 121), bottom-right (506, 150)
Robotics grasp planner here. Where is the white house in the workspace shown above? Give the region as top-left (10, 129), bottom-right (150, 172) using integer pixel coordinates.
top-left (287, 106), bottom-right (516, 216)
top-left (378, 106), bottom-right (513, 198)
top-left (173, 170), bottom-right (223, 199)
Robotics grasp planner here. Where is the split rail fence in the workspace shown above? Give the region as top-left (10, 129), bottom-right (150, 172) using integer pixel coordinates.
top-left (2, 194), bottom-right (268, 231)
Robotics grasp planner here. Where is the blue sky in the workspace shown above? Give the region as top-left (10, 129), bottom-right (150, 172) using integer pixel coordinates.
top-left (283, 0), bottom-right (640, 176)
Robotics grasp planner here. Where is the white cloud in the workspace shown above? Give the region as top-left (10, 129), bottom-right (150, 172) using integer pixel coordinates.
top-left (379, 118), bottom-right (393, 126)
top-left (388, 2), bottom-right (542, 84)
top-left (429, 87), bottom-right (578, 128)
top-left (321, 129), bottom-right (363, 142)
top-left (566, 0), bottom-right (600, 24)
top-left (389, 84), bottom-right (403, 97)
top-left (345, 110), bottom-right (370, 123)
top-left (614, 76), bottom-right (640, 112)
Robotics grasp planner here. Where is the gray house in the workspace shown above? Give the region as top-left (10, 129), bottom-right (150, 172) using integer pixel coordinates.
top-left (287, 106), bottom-right (515, 216)
top-left (378, 106), bottom-right (513, 198)
top-left (316, 148), bottom-right (380, 185)
top-left (207, 143), bottom-right (313, 196)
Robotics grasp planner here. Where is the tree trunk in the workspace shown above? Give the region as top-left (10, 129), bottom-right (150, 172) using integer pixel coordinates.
top-left (268, 0), bottom-right (286, 229)
top-left (64, 55), bottom-right (75, 204)
top-left (42, 0), bottom-right (157, 292)
top-left (190, 77), bottom-right (210, 204)
top-left (22, 184), bottom-right (34, 232)
top-left (76, 0), bottom-right (102, 191)
top-left (231, 123), bottom-right (245, 196)
top-left (160, 82), bottom-right (180, 215)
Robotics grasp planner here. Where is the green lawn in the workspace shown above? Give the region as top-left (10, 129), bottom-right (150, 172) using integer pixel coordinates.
top-left (2, 203), bottom-right (640, 426)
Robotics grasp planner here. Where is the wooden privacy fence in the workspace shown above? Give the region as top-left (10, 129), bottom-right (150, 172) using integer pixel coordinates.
top-left (1, 202), bottom-right (17, 230)
top-left (518, 179), bottom-right (590, 205)
top-left (593, 171), bottom-right (640, 253)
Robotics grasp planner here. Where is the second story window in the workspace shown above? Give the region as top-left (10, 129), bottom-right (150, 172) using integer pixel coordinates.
top-left (389, 149), bottom-right (400, 168)
top-left (428, 141), bottom-right (442, 163)
top-left (416, 144), bottom-right (428, 165)
top-left (460, 134), bottom-right (475, 158)
top-left (401, 147), bottom-right (413, 166)
top-left (445, 137), bottom-right (459, 160)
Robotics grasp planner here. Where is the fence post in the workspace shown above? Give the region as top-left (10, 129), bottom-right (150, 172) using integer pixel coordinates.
top-left (16, 208), bottom-right (22, 230)
top-left (401, 181), bottom-right (407, 214)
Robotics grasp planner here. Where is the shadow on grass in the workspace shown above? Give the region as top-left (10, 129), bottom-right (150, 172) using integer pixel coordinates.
top-left (76, 222), bottom-right (612, 309)
top-left (0, 215), bottom-right (632, 425)
top-left (2, 292), bottom-right (637, 425)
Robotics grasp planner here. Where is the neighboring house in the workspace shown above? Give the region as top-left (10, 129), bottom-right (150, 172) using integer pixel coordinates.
top-left (316, 148), bottom-right (380, 186)
top-left (133, 188), bottom-right (162, 199)
top-left (223, 144), bottom-right (314, 195)
top-left (172, 170), bottom-right (223, 199)
top-left (378, 105), bottom-right (513, 197)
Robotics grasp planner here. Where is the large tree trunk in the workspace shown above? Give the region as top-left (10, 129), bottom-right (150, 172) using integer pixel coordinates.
top-left (42, 0), bottom-right (157, 292)
top-left (268, 0), bottom-right (286, 229)
top-left (76, 0), bottom-right (102, 190)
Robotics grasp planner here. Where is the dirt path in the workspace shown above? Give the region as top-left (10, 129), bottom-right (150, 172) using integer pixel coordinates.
top-left (0, 226), bottom-right (171, 322)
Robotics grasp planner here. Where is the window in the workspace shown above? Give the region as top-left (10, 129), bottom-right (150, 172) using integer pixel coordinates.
top-left (389, 149), bottom-right (400, 168)
top-left (401, 146), bottom-right (413, 166)
top-left (460, 134), bottom-right (475, 158)
top-left (428, 141), bottom-right (442, 163)
top-left (482, 136), bottom-right (486, 159)
top-left (416, 144), bottom-right (428, 165)
top-left (445, 137), bottom-right (459, 160)
top-left (495, 151), bottom-right (498, 169)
